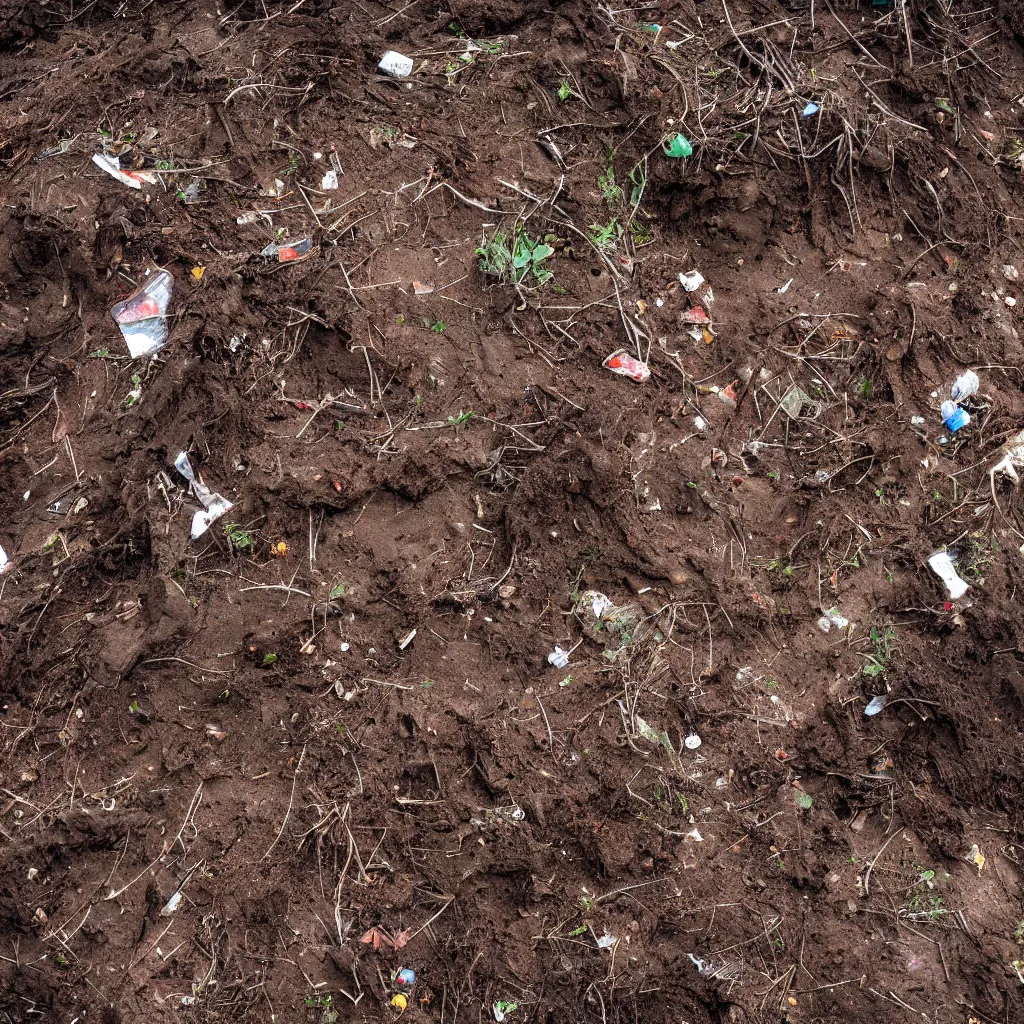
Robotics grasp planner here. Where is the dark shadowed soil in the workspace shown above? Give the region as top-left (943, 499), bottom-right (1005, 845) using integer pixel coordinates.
top-left (3, 1), bottom-right (1024, 1022)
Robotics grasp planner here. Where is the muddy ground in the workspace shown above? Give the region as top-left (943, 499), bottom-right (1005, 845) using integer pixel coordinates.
top-left (2, 0), bottom-right (1024, 1021)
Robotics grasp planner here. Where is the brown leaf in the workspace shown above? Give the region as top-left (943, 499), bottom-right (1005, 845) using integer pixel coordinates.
top-left (391, 928), bottom-right (413, 950)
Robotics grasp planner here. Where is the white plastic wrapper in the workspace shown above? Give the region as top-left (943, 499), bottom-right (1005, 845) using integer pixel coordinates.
top-left (0, 544), bottom-right (8, 573)
top-left (928, 550), bottom-right (968, 600)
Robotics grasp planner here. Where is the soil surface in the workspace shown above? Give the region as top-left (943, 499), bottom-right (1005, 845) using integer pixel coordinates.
top-left (3, 1), bottom-right (1024, 1022)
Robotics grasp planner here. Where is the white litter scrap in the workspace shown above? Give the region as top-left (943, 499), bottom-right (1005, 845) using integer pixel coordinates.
top-left (379, 50), bottom-right (414, 77)
top-left (990, 429), bottom-right (1024, 483)
top-left (0, 544), bottom-right (8, 573)
top-left (174, 452), bottom-right (234, 539)
top-left (817, 608), bottom-right (849, 633)
top-left (679, 270), bottom-right (705, 292)
top-left (160, 890), bottom-right (184, 916)
top-left (91, 152), bottom-right (158, 189)
top-left (110, 269), bottom-right (174, 358)
top-left (595, 933), bottom-right (617, 949)
top-left (928, 550), bottom-right (968, 600)
top-left (684, 733), bottom-right (702, 750)
top-left (321, 169), bottom-right (338, 190)
top-left (864, 694), bottom-right (888, 717)
top-left (547, 646), bottom-right (570, 669)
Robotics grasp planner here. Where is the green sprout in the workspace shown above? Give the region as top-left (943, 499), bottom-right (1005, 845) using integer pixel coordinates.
top-left (589, 219), bottom-right (622, 251)
top-left (261, 652), bottom-right (277, 667)
top-left (224, 523), bottom-right (254, 552)
top-left (476, 228), bottom-right (555, 287)
top-left (447, 410), bottom-right (476, 427)
top-left (557, 80), bottom-right (572, 102)
top-left (426, 318), bottom-right (446, 333)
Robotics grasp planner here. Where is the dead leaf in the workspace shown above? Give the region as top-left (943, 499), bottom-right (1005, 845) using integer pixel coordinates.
top-left (359, 927), bottom-right (392, 950)
top-left (391, 927), bottom-right (413, 949)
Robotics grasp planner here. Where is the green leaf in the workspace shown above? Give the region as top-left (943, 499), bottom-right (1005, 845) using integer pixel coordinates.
top-left (795, 792), bottom-right (813, 810)
top-left (329, 582), bottom-right (346, 601)
top-left (262, 652), bottom-right (277, 666)
top-left (531, 243), bottom-right (554, 263)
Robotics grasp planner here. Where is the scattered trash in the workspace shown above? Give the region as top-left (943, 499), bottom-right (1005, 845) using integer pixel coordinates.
top-left (471, 804), bottom-right (525, 828)
top-left (684, 734), bottom-right (702, 750)
top-left (1003, 264), bottom-right (1019, 282)
top-left (178, 179), bottom-right (203, 204)
top-left (191, 266), bottom-right (205, 281)
top-left (379, 50), bottom-right (414, 77)
top-left (777, 277), bottom-right (794, 294)
top-left (950, 370), bottom-right (979, 402)
top-left (0, 545), bottom-right (8, 574)
top-left (686, 828), bottom-right (704, 842)
top-left (817, 608), bottom-right (849, 633)
top-left (27, 867), bottom-right (38, 880)
top-left (392, 967), bottom-right (416, 1009)
top-left (160, 889), bottom-right (184, 916)
top-left (802, 102), bottom-right (820, 116)
top-left (493, 1000), bottom-right (518, 1022)
top-left (548, 646), bottom-right (570, 669)
top-left (928, 550), bottom-right (969, 600)
top-left (603, 349), bottom-right (650, 382)
top-left (681, 306), bottom-right (711, 324)
top-left (413, 280), bottom-right (434, 295)
top-left (261, 238), bottom-right (313, 263)
top-left (966, 843), bottom-right (985, 872)
top-left (236, 211), bottom-right (260, 225)
top-left (679, 270), bottom-right (705, 292)
top-left (781, 385), bottom-right (820, 420)
top-left (595, 933), bottom-right (617, 949)
top-left (174, 452), bottom-right (234, 539)
top-left (398, 629), bottom-right (417, 650)
top-left (694, 415), bottom-right (708, 431)
top-left (910, 415), bottom-right (926, 427)
top-left (110, 268), bottom-right (174, 358)
top-left (990, 429), bottom-right (1024, 483)
top-left (940, 400), bottom-right (969, 432)
top-left (91, 152), bottom-right (158, 189)
top-left (864, 695), bottom-right (888, 716)
top-left (321, 169), bottom-right (338, 190)
top-left (662, 133), bottom-right (693, 158)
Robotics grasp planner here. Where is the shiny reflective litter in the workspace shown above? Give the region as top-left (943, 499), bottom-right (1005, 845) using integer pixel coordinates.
top-left (940, 401), bottom-right (969, 432)
top-left (547, 646), bottom-right (570, 669)
top-left (110, 269), bottom-right (174, 358)
top-left (817, 608), bottom-right (849, 633)
top-left (261, 238), bottom-right (313, 263)
top-left (679, 270), bottom-right (705, 292)
top-left (174, 452), bottom-right (234, 539)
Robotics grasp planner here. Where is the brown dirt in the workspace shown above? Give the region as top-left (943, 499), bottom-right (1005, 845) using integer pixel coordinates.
top-left (2, 1), bottom-right (1024, 1022)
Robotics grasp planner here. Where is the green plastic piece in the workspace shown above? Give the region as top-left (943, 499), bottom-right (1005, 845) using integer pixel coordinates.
top-left (663, 134), bottom-right (693, 158)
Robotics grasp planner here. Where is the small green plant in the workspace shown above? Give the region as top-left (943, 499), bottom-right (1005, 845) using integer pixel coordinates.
top-left (598, 165), bottom-right (623, 206)
top-left (304, 993), bottom-right (338, 1024)
top-left (89, 346), bottom-right (113, 359)
top-left (862, 625), bottom-right (896, 678)
top-left (426, 318), bottom-right (446, 333)
top-left (568, 924), bottom-right (587, 937)
top-left (224, 523), bottom-right (254, 552)
top-left (328, 582), bottom-right (346, 601)
top-left (557, 80), bottom-right (572, 102)
top-left (261, 652), bottom-right (277, 667)
top-left (589, 219), bottom-right (622, 251)
top-left (795, 791), bottom-right (813, 810)
top-left (447, 410), bottom-right (476, 427)
top-left (857, 377), bottom-right (873, 398)
top-left (128, 700), bottom-right (141, 713)
top-left (476, 228), bottom-right (555, 287)
top-left (1015, 919), bottom-right (1024, 943)
top-left (903, 867), bottom-right (949, 922)
top-left (959, 532), bottom-right (994, 580)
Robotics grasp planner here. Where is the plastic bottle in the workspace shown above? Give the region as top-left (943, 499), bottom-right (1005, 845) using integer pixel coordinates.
top-left (940, 400), bottom-right (969, 432)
